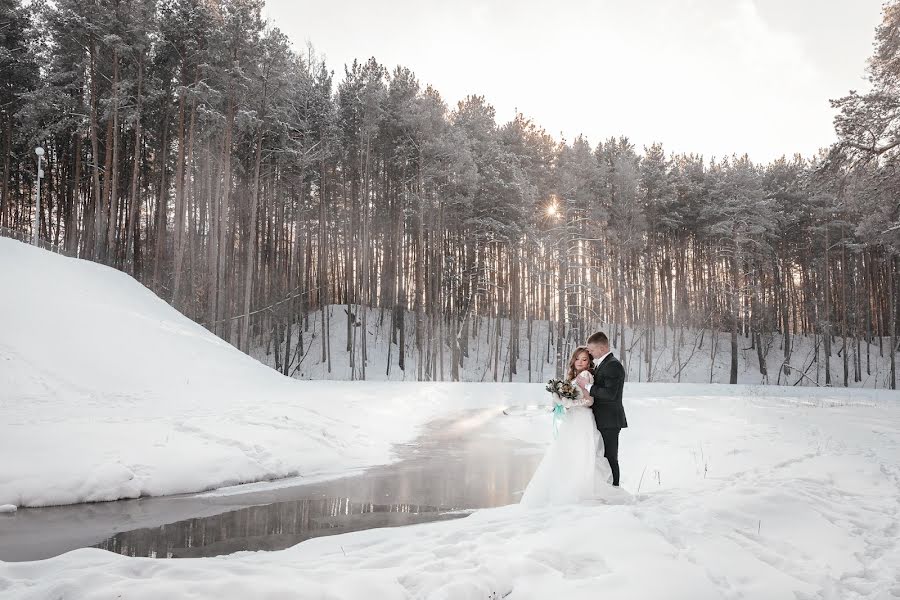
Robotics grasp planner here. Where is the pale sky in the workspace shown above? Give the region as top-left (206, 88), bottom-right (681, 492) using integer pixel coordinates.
top-left (264, 0), bottom-right (883, 163)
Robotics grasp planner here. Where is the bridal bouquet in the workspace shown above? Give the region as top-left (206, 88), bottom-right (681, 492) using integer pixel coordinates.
top-left (546, 378), bottom-right (578, 438)
top-left (545, 378), bottom-right (579, 401)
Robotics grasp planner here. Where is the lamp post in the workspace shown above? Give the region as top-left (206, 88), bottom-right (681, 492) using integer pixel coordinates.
top-left (34, 147), bottom-right (45, 246)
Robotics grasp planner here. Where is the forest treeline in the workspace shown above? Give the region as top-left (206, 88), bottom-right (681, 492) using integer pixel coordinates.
top-left (1, 0), bottom-right (899, 387)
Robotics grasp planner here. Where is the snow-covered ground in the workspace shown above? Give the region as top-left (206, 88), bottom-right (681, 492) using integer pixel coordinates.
top-left (3, 386), bottom-right (899, 599)
top-left (3, 238), bottom-right (900, 598)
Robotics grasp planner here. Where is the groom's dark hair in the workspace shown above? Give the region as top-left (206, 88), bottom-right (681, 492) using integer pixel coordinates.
top-left (587, 331), bottom-right (609, 346)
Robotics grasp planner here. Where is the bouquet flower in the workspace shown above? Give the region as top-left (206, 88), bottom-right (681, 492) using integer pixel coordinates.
top-left (545, 378), bottom-right (580, 437)
top-left (545, 378), bottom-right (579, 402)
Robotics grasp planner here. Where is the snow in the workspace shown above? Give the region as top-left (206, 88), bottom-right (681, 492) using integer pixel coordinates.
top-left (3, 239), bottom-right (900, 598)
top-left (2, 388), bottom-right (900, 598)
top-left (0, 237), bottom-right (515, 507)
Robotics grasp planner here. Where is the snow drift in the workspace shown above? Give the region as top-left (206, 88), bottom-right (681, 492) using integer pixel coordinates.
top-left (0, 238), bottom-right (516, 507)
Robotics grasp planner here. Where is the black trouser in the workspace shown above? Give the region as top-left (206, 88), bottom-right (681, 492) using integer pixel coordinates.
top-left (600, 428), bottom-right (621, 486)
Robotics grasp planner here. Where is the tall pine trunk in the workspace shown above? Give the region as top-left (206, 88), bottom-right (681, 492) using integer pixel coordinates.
top-left (890, 254), bottom-right (897, 390)
top-left (730, 237), bottom-right (739, 385)
top-left (88, 36), bottom-right (103, 259)
top-left (172, 72), bottom-right (188, 307)
top-left (125, 56), bottom-right (143, 273)
top-left (0, 117), bottom-right (10, 229)
top-left (105, 48), bottom-right (120, 264)
top-left (240, 125), bottom-right (265, 353)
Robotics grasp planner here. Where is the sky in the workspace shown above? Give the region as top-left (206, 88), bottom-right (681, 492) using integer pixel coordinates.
top-left (263, 0), bottom-right (884, 163)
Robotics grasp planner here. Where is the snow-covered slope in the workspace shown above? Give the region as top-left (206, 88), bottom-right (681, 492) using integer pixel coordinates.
top-left (0, 238), bottom-right (514, 507)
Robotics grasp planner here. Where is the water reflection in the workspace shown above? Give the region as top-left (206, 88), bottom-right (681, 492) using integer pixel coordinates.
top-left (2, 409), bottom-right (544, 561)
top-left (95, 498), bottom-right (465, 558)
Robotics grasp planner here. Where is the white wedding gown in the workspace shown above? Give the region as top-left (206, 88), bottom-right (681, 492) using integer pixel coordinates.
top-left (520, 379), bottom-right (613, 507)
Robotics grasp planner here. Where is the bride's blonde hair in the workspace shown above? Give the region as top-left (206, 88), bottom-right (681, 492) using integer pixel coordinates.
top-left (566, 346), bottom-right (592, 382)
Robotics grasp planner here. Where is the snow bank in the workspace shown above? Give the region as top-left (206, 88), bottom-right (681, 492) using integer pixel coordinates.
top-left (0, 238), bottom-right (518, 507)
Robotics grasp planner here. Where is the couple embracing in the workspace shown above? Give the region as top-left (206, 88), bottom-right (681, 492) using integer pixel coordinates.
top-left (520, 331), bottom-right (629, 507)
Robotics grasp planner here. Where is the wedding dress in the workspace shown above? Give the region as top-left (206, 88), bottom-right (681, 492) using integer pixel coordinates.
top-left (520, 372), bottom-right (612, 507)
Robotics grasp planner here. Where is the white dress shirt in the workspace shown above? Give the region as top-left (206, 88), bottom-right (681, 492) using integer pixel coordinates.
top-left (593, 351), bottom-right (612, 368)
top-left (586, 351), bottom-right (611, 398)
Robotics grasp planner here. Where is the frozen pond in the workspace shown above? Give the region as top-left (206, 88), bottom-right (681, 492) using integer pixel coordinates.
top-left (1, 409), bottom-right (543, 561)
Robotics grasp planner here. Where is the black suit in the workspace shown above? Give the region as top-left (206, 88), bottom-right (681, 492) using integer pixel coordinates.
top-left (589, 353), bottom-right (628, 486)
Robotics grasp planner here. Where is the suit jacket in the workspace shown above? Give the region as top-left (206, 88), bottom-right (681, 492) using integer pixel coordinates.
top-left (589, 353), bottom-right (628, 430)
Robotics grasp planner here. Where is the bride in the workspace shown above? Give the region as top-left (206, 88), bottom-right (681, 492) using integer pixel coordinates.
top-left (520, 346), bottom-right (612, 507)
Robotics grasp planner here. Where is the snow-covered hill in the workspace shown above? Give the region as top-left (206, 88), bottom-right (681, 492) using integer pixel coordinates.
top-left (0, 238), bottom-right (515, 507)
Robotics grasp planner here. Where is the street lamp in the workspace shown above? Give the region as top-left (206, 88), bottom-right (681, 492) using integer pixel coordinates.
top-left (34, 147), bottom-right (44, 246)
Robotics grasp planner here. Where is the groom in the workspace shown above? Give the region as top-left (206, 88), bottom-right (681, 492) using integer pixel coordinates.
top-left (576, 331), bottom-right (628, 487)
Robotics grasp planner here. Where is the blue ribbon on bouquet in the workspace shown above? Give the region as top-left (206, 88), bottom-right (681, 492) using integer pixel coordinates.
top-left (552, 403), bottom-right (565, 438)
